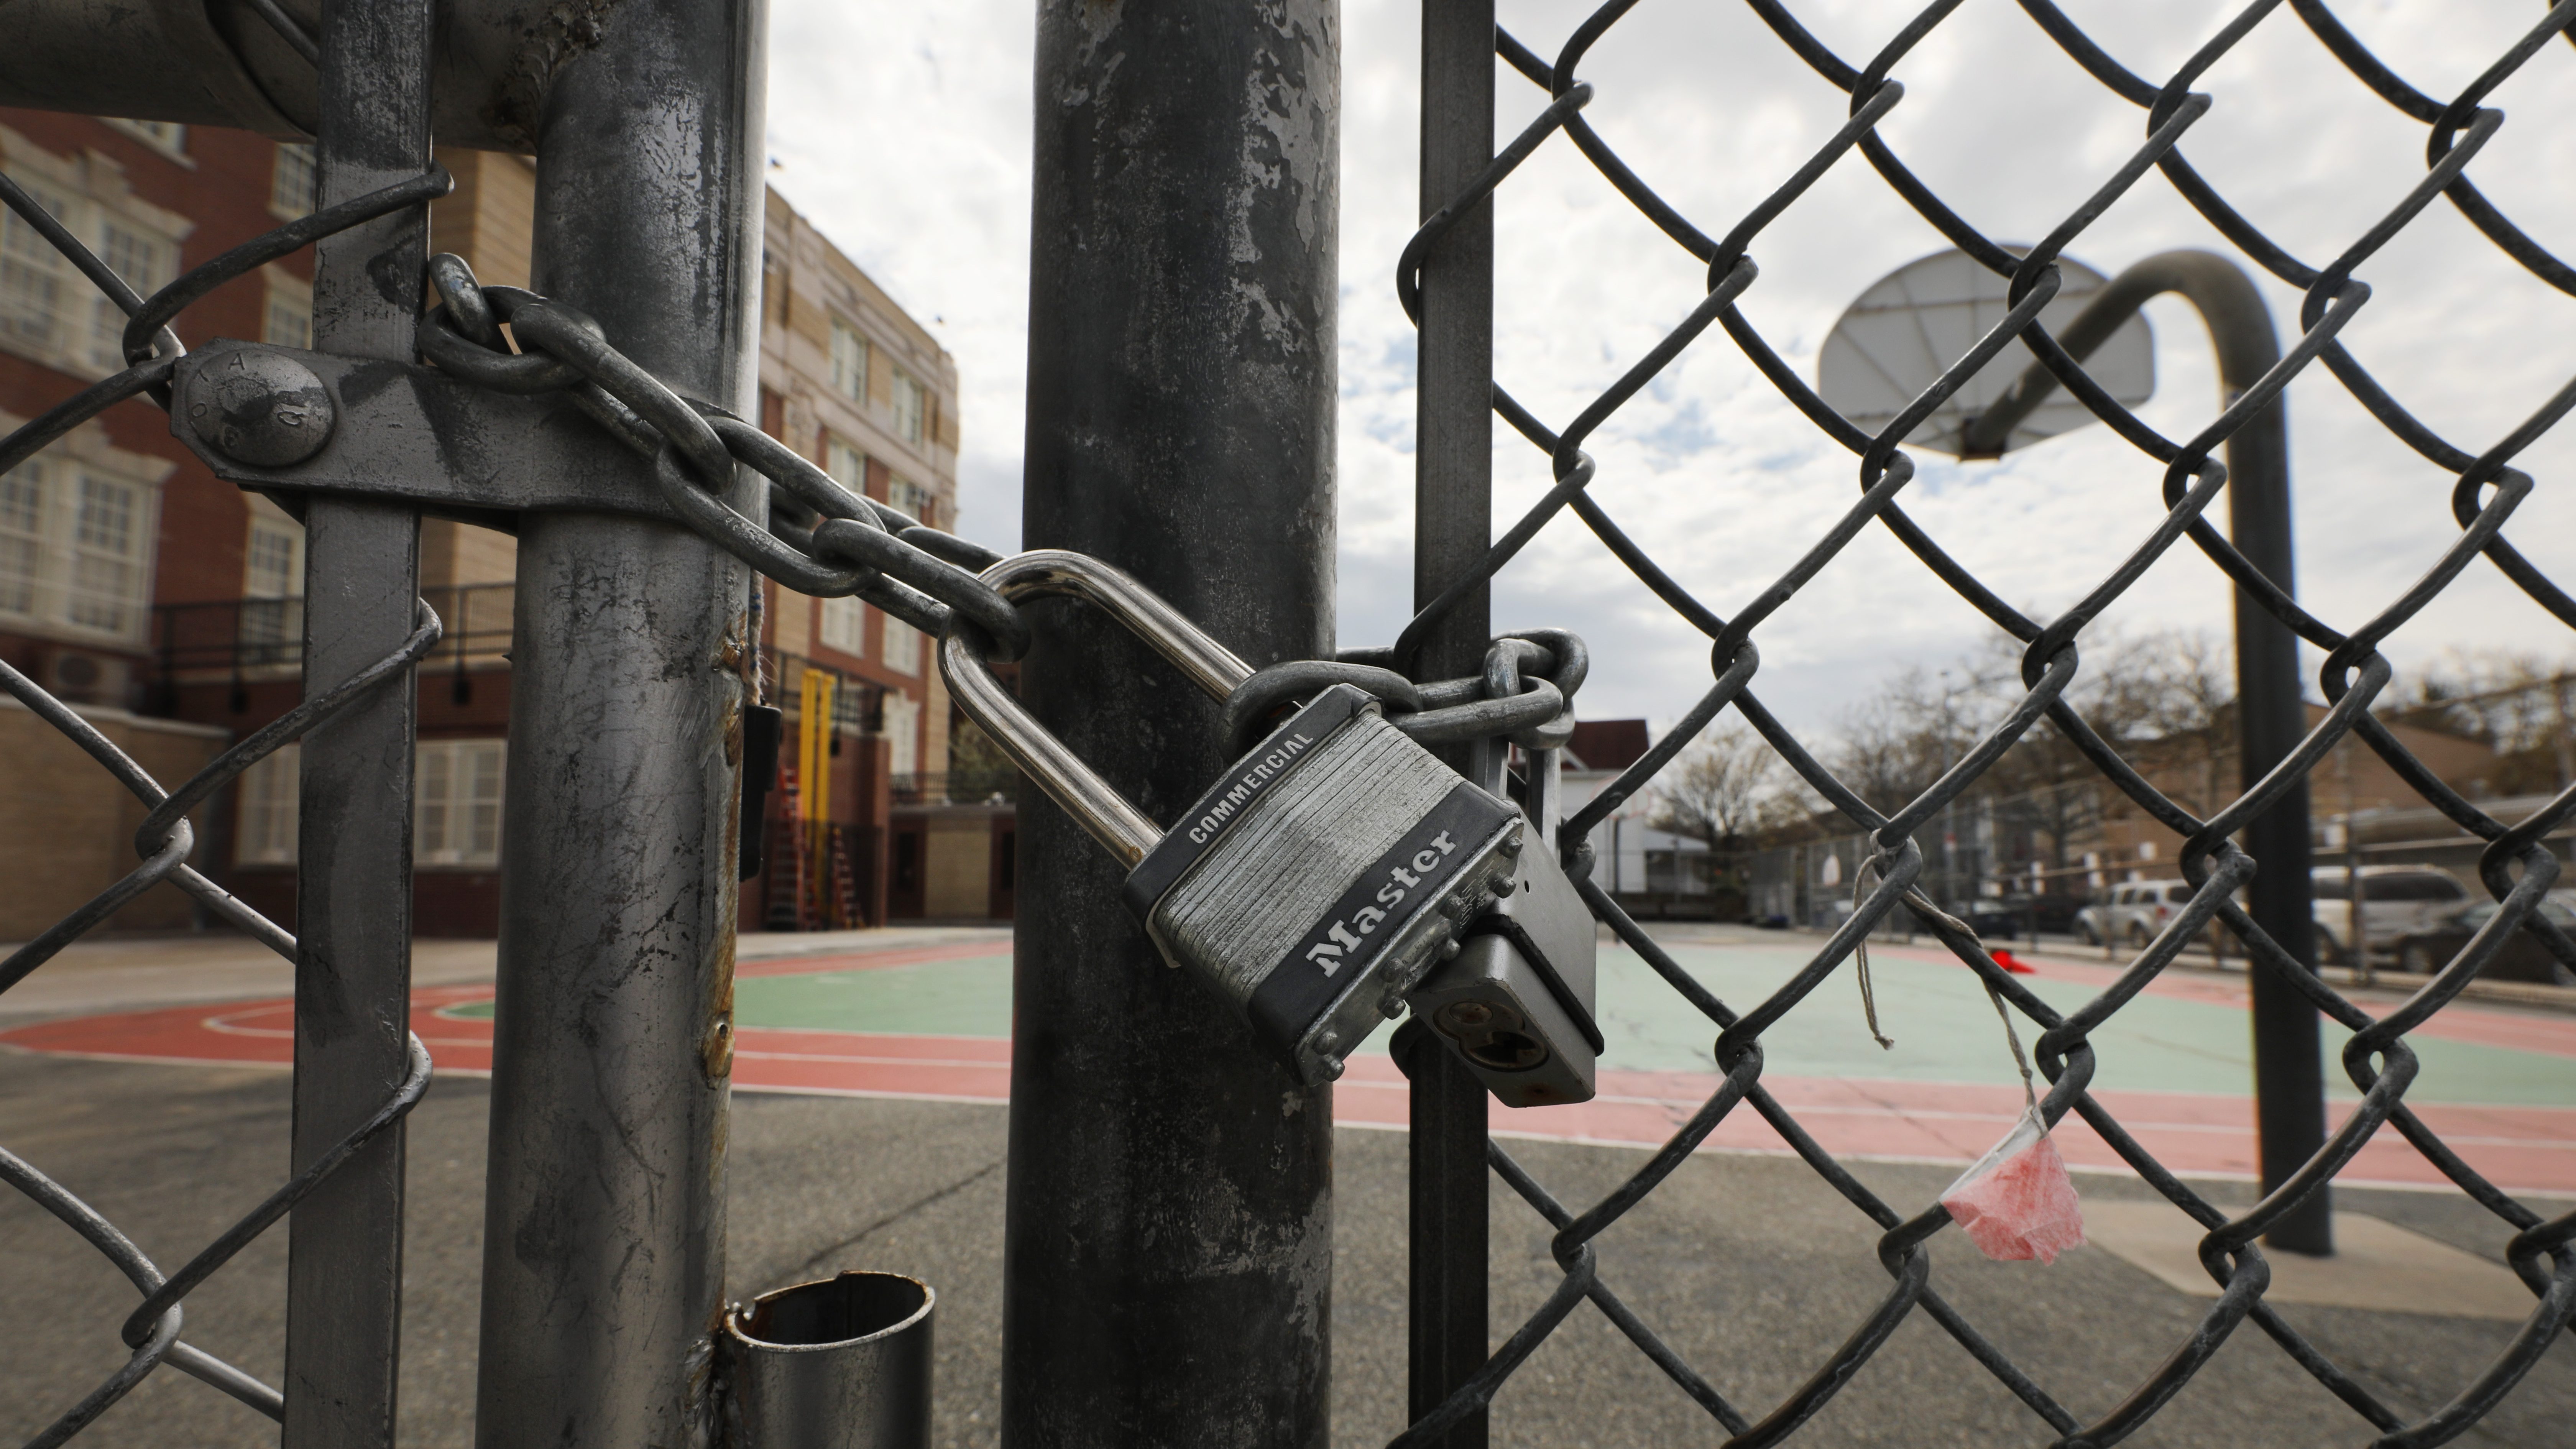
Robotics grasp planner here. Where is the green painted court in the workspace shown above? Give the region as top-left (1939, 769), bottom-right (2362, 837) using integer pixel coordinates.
top-left (441, 937), bottom-right (2576, 1107)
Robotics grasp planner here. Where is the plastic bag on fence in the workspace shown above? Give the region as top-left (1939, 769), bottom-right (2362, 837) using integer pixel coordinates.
top-left (1940, 1101), bottom-right (2085, 1264)
top-left (1850, 872), bottom-right (2085, 1262)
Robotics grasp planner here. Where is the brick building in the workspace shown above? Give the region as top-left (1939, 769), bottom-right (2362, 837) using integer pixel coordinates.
top-left (0, 113), bottom-right (983, 937)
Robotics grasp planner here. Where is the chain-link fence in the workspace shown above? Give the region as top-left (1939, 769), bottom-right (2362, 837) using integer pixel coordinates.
top-left (1382, 2), bottom-right (2576, 1445)
top-left (3, 0), bottom-right (2574, 1445)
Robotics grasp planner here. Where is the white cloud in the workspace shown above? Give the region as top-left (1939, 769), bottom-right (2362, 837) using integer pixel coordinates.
top-left (767, 0), bottom-right (2576, 743)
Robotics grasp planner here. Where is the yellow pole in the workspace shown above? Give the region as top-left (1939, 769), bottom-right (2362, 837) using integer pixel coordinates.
top-left (806, 670), bottom-right (836, 923)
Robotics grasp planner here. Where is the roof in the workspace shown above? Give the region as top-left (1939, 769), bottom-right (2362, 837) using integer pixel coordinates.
top-left (1565, 719), bottom-right (1651, 772)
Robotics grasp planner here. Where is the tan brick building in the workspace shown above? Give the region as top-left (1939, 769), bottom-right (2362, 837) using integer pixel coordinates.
top-left (0, 115), bottom-right (982, 937)
top-left (2072, 707), bottom-right (2502, 889)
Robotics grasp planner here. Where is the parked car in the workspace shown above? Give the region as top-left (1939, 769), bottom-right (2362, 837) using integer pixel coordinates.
top-left (2385, 892), bottom-right (2576, 983)
top-left (2077, 879), bottom-right (2196, 948)
top-left (1962, 894), bottom-right (2086, 940)
top-left (1812, 894), bottom-right (1937, 936)
top-left (2311, 866), bottom-right (2470, 964)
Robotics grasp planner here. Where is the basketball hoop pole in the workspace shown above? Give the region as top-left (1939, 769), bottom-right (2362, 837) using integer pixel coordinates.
top-left (1967, 250), bottom-right (2331, 1257)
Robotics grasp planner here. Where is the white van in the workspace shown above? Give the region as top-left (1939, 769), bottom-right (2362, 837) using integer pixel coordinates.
top-left (2312, 866), bottom-right (2468, 963)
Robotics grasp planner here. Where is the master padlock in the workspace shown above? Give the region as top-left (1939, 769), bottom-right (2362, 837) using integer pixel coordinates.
top-left (940, 551), bottom-right (1525, 1086)
top-left (1406, 832), bottom-right (1602, 1107)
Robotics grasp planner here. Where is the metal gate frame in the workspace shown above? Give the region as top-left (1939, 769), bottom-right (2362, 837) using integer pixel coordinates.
top-left (1, 0), bottom-right (773, 1441)
top-left (5, 2), bottom-right (2575, 1447)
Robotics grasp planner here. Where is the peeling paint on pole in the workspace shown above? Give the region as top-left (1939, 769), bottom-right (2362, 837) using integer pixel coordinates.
top-left (1010, 3), bottom-right (1339, 1445)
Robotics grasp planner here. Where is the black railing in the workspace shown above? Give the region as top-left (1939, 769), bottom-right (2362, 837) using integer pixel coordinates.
top-left (151, 582), bottom-right (517, 683)
top-left (890, 770), bottom-right (1019, 807)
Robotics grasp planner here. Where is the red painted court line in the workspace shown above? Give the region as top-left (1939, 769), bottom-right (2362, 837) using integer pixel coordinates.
top-left (8, 995), bottom-right (2570, 1195)
top-left (1327, 1057), bottom-right (2576, 1194)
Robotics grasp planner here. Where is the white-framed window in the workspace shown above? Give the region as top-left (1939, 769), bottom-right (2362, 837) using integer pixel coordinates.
top-left (235, 744), bottom-right (300, 865)
top-left (0, 168), bottom-right (183, 376)
top-left (888, 476), bottom-right (931, 524)
top-left (890, 368), bottom-right (925, 446)
top-left (819, 595), bottom-right (866, 656)
top-left (271, 143), bottom-right (319, 219)
top-left (416, 739), bottom-right (506, 867)
top-left (242, 506), bottom-right (304, 661)
top-left (825, 436), bottom-right (866, 492)
top-left (883, 690), bottom-right (920, 778)
top-left (105, 120), bottom-right (188, 159)
top-left (67, 472), bottom-right (144, 634)
top-left (881, 613), bottom-right (921, 676)
top-left (0, 453), bottom-right (159, 641)
top-left (0, 465), bottom-right (45, 616)
top-left (87, 219), bottom-right (174, 370)
top-left (0, 175), bottom-right (77, 360)
top-left (246, 516), bottom-right (301, 599)
top-left (830, 319), bottom-right (867, 403)
top-left (263, 272), bottom-right (311, 349)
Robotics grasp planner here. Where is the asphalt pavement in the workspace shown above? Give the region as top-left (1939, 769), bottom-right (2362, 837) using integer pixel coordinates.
top-left (4, 1046), bottom-right (2571, 1447)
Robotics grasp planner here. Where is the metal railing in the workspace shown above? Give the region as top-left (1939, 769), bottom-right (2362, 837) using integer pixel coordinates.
top-left (150, 582), bottom-right (515, 682)
top-left (889, 770), bottom-right (1018, 807)
top-left (1387, 3), bottom-right (2576, 1446)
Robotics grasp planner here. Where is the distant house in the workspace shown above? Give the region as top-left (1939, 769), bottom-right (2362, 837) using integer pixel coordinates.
top-left (2077, 705), bottom-right (2505, 892)
top-left (1558, 719), bottom-right (1721, 907)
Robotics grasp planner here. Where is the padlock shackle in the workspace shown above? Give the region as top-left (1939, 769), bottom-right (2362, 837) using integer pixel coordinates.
top-left (981, 551), bottom-right (1256, 701)
top-left (939, 550), bottom-right (1257, 867)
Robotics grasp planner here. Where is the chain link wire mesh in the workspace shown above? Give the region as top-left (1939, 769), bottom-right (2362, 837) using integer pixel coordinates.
top-left (0, 166), bottom-right (450, 1445)
top-left (1382, 2), bottom-right (2576, 1445)
top-left (0, 79), bottom-right (1579, 1449)
top-left (6, 1), bottom-right (2575, 1444)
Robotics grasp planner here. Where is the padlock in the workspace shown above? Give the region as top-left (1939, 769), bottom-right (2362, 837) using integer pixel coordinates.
top-left (1407, 823), bottom-right (1602, 1107)
top-left (940, 550), bottom-right (1526, 1086)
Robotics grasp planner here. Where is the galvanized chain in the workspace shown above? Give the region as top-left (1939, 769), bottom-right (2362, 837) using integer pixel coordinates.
top-left (421, 254), bottom-right (1590, 752)
top-left (1388, 3), bottom-right (2576, 1446)
top-left (414, 255), bottom-right (1037, 660)
top-left (0, 167), bottom-right (454, 1443)
top-left (1220, 628), bottom-right (1586, 756)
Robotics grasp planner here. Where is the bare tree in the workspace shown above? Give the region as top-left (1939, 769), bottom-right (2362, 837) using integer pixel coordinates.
top-left (1650, 720), bottom-right (1786, 857)
top-left (1822, 628), bottom-right (2240, 887)
top-left (1830, 665), bottom-right (1986, 817)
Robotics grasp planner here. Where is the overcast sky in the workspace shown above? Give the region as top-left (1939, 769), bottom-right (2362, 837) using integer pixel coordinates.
top-left (764, 1), bottom-right (2575, 740)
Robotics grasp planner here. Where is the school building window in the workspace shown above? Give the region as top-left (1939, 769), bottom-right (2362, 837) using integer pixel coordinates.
top-left (819, 595), bottom-right (865, 656)
top-left (272, 143), bottom-right (319, 219)
top-left (830, 319), bottom-right (867, 404)
top-left (416, 739), bottom-right (507, 867)
top-left (0, 168), bottom-right (181, 376)
top-left (890, 368), bottom-right (924, 446)
top-left (0, 454), bottom-right (161, 642)
top-left (234, 744), bottom-right (301, 865)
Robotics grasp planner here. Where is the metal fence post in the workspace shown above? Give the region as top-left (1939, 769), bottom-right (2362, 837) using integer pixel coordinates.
top-left (2210, 284), bottom-right (2333, 1258)
top-left (283, 0), bottom-right (434, 1443)
top-left (1403, 3), bottom-right (1495, 1445)
top-left (1008, 2), bottom-right (1338, 1443)
top-left (1967, 251), bottom-right (2330, 1254)
top-left (473, 0), bottom-right (768, 1441)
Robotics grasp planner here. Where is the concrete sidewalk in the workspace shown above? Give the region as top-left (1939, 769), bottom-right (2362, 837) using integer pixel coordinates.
top-left (5, 924), bottom-right (2572, 1445)
top-left (3, 1051), bottom-right (2571, 1448)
